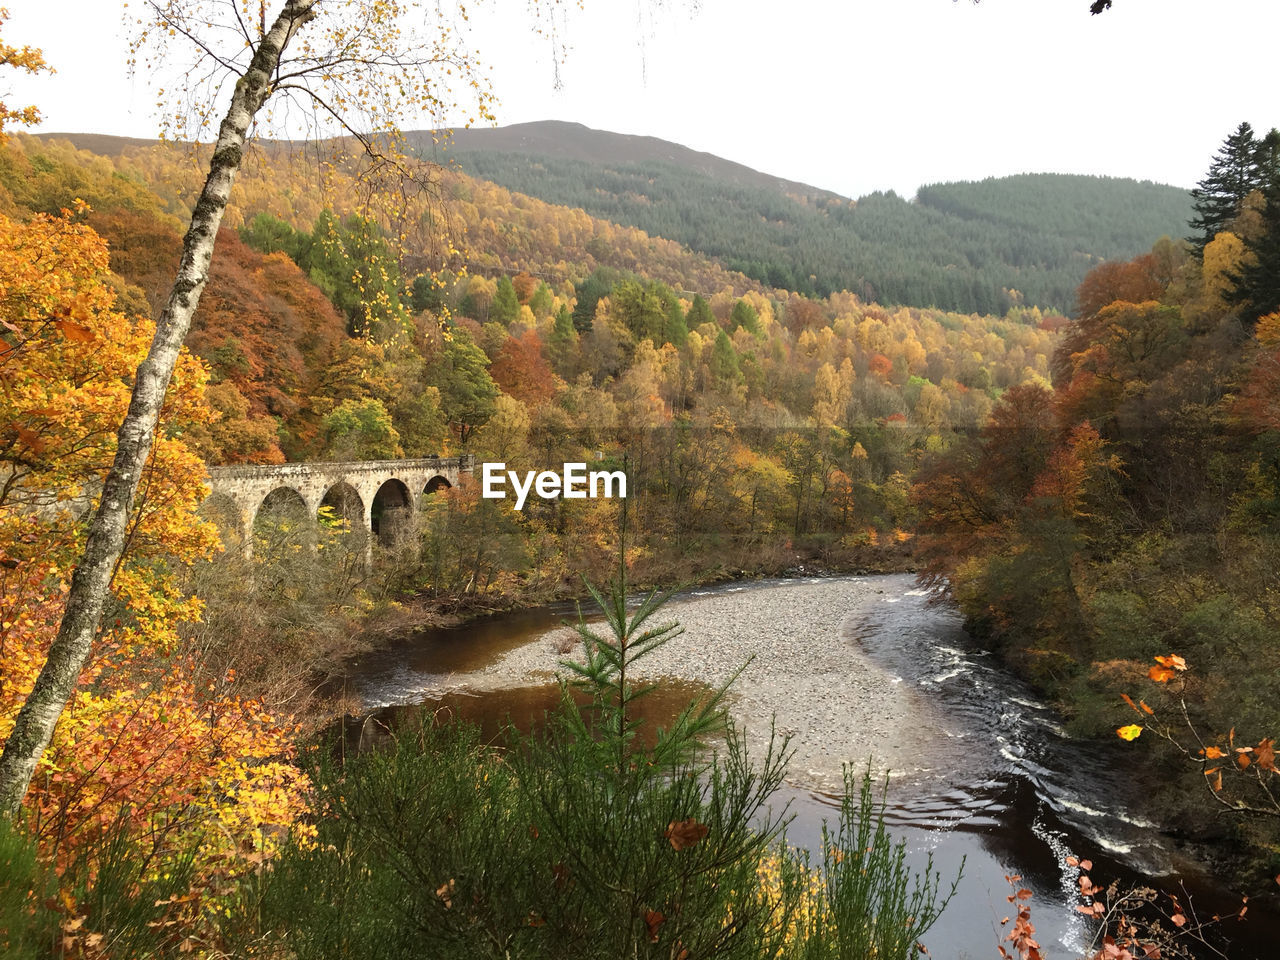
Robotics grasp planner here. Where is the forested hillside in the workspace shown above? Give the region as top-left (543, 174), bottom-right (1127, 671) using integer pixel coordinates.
top-left (431, 121), bottom-right (1193, 314)
top-left (913, 120), bottom-right (1280, 882)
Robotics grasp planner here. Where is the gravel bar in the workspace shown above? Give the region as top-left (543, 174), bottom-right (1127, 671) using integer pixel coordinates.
top-left (456, 577), bottom-right (942, 794)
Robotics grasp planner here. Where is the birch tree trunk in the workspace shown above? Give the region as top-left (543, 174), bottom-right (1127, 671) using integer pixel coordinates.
top-left (0, 0), bottom-right (316, 817)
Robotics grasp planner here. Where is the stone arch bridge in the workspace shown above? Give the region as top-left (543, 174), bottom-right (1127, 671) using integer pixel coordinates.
top-left (204, 456), bottom-right (472, 557)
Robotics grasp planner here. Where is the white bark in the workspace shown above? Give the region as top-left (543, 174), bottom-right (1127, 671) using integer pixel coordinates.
top-left (0, 0), bottom-right (317, 817)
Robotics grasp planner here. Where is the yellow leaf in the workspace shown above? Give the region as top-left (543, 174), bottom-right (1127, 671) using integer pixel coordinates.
top-left (1116, 724), bottom-right (1143, 741)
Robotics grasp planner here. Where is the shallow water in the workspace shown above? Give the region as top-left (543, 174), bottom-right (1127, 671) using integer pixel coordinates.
top-left (346, 575), bottom-right (1274, 959)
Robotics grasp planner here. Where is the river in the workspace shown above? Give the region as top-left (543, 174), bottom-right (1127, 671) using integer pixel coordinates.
top-left (344, 574), bottom-right (1274, 960)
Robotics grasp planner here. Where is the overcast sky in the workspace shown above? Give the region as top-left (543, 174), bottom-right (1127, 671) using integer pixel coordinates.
top-left (6, 0), bottom-right (1279, 199)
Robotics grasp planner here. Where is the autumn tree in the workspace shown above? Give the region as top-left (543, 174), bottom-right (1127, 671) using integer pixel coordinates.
top-left (0, 9), bottom-right (49, 135)
top-left (0, 0), bottom-right (500, 814)
top-left (0, 207), bottom-right (310, 923)
top-left (491, 329), bottom-right (555, 406)
top-left (322, 397), bottom-right (403, 460)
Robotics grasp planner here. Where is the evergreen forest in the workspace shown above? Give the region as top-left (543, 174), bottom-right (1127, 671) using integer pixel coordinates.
top-left (435, 121), bottom-right (1192, 314)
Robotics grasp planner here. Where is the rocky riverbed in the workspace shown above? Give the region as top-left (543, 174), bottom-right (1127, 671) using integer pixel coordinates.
top-left (455, 577), bottom-right (948, 793)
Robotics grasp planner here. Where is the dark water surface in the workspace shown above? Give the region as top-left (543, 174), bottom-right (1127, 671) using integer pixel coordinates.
top-left (345, 575), bottom-right (1274, 960)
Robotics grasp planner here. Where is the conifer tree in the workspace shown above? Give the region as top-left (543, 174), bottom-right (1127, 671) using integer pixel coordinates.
top-left (548, 303), bottom-right (579, 375)
top-left (710, 329), bottom-right (743, 391)
top-left (730, 298), bottom-right (761, 335)
top-left (1256, 128), bottom-right (1280, 189)
top-left (491, 275), bottom-right (520, 326)
top-left (686, 293), bottom-right (714, 331)
top-left (1188, 122), bottom-right (1262, 255)
top-left (1230, 178), bottom-right (1280, 325)
top-left (665, 300), bottom-right (689, 347)
top-left (572, 271), bottom-right (613, 334)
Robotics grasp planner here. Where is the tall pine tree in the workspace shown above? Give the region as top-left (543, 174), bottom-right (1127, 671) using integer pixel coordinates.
top-left (1230, 179), bottom-right (1280, 325)
top-left (1188, 122), bottom-right (1262, 255)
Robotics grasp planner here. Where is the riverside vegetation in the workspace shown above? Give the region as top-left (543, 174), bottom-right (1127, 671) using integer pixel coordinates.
top-left (4, 557), bottom-right (961, 959)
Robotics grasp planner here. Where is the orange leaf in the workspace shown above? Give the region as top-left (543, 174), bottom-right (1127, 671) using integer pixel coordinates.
top-left (1080, 860), bottom-right (1093, 871)
top-left (1148, 665), bottom-right (1175, 683)
top-left (1121, 693), bottom-right (1139, 713)
top-left (1171, 912), bottom-right (1187, 927)
top-left (1202, 747), bottom-right (1225, 759)
top-left (1153, 654), bottom-right (1187, 671)
top-left (1139, 700), bottom-right (1154, 715)
top-left (1256, 739), bottom-right (1275, 772)
top-left (15, 426), bottom-right (46, 453)
top-left (644, 909), bottom-right (665, 942)
top-left (664, 818), bottom-right (708, 851)
top-left (53, 319), bottom-right (95, 343)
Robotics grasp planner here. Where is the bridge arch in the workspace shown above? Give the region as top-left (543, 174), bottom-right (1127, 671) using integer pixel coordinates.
top-left (370, 478), bottom-right (413, 546)
top-left (253, 486), bottom-right (310, 559)
top-left (318, 481), bottom-right (366, 544)
top-left (421, 474), bottom-right (452, 498)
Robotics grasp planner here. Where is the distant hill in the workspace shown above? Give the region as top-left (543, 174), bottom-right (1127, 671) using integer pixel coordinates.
top-left (426, 121), bottom-right (1193, 316)
top-left (413, 121), bottom-right (843, 205)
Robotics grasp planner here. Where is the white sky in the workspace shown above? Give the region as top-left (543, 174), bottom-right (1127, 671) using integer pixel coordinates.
top-left (6, 0), bottom-right (1279, 199)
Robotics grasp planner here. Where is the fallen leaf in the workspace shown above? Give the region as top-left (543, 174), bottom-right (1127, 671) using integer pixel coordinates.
top-left (1256, 739), bottom-right (1275, 772)
top-left (1117, 724), bottom-right (1144, 741)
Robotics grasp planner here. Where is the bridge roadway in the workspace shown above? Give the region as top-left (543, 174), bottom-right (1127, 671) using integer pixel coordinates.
top-left (204, 455), bottom-right (473, 556)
